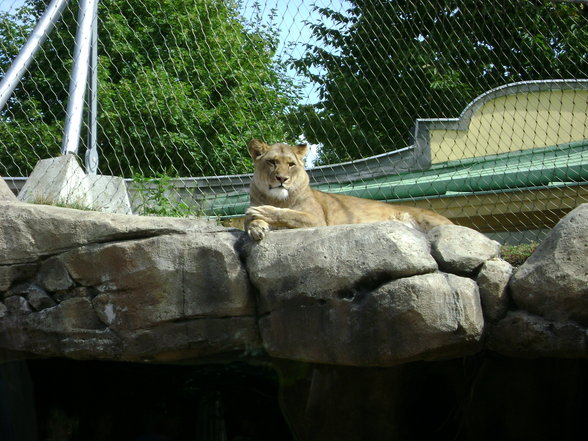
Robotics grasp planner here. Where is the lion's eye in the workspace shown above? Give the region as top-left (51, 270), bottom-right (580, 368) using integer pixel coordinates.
top-left (288, 162), bottom-right (295, 167)
top-left (267, 159), bottom-right (276, 166)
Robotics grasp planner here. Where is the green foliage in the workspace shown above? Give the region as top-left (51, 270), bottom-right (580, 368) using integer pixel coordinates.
top-left (500, 242), bottom-right (538, 267)
top-left (291, 0), bottom-right (588, 164)
top-left (131, 172), bottom-right (202, 217)
top-left (0, 0), bottom-right (299, 177)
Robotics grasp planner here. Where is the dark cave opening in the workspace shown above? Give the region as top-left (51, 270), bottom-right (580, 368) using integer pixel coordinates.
top-left (2, 354), bottom-right (588, 441)
top-left (3, 358), bottom-right (294, 441)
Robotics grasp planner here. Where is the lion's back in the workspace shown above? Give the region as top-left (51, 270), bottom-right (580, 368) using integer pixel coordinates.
top-left (312, 189), bottom-right (452, 230)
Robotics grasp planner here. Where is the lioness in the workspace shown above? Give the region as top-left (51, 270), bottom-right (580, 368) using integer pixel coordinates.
top-left (245, 139), bottom-right (453, 241)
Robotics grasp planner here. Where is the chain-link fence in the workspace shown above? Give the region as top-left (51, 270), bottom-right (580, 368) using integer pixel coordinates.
top-left (1, 0), bottom-right (587, 243)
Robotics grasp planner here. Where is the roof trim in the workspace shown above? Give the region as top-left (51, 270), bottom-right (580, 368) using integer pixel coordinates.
top-left (415, 79), bottom-right (588, 133)
top-left (412, 79), bottom-right (588, 159)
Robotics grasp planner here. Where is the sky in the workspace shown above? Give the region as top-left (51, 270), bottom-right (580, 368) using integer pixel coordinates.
top-left (0, 0), bottom-right (25, 13)
top-left (239, 0), bottom-right (349, 105)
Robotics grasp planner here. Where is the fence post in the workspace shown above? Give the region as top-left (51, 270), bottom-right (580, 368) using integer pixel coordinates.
top-left (0, 0), bottom-right (71, 111)
top-left (61, 0), bottom-right (99, 157)
top-left (85, 0), bottom-right (99, 174)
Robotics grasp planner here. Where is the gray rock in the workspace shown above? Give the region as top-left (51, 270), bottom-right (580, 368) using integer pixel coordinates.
top-left (246, 221), bottom-right (438, 313)
top-left (7, 282), bottom-right (37, 297)
top-left (0, 263), bottom-right (38, 292)
top-left (0, 178), bottom-right (16, 202)
top-left (0, 319), bottom-right (120, 362)
top-left (4, 296), bottom-right (31, 314)
top-left (0, 202), bottom-right (257, 361)
top-left (122, 317), bottom-right (262, 362)
top-left (476, 259), bottom-right (513, 322)
top-left (445, 273), bottom-right (486, 335)
top-left (259, 272), bottom-right (484, 366)
top-left (509, 204), bottom-right (588, 325)
top-left (0, 201), bottom-right (222, 265)
top-left (7, 283), bottom-right (56, 311)
top-left (24, 285), bottom-right (56, 311)
top-left (53, 286), bottom-right (95, 303)
top-left (58, 232), bottom-right (255, 332)
top-left (488, 311), bottom-right (587, 358)
top-left (38, 257), bottom-right (75, 292)
top-left (429, 225), bottom-right (501, 275)
top-left (0, 297), bottom-right (121, 360)
top-left (28, 297), bottom-right (104, 332)
top-left (0, 302), bottom-right (6, 318)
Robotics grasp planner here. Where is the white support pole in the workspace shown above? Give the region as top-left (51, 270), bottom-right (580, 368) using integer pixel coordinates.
top-left (0, 0), bottom-right (71, 110)
top-left (85, 0), bottom-right (99, 174)
top-left (61, 0), bottom-right (98, 156)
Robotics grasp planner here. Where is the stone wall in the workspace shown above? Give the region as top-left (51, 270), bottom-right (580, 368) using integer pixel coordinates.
top-left (1, 196), bottom-right (586, 365)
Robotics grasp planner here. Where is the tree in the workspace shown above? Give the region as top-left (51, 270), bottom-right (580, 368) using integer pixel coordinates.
top-left (291, 0), bottom-right (588, 164)
top-left (0, 0), bottom-right (299, 177)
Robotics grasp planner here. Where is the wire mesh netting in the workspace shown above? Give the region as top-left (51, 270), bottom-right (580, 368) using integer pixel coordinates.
top-left (0, 0), bottom-right (587, 243)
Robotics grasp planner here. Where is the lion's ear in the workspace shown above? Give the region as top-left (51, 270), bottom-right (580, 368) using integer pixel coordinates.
top-left (248, 139), bottom-right (270, 160)
top-left (293, 143), bottom-right (308, 159)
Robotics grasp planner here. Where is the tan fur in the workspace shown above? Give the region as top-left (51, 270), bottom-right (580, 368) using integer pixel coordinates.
top-left (245, 139), bottom-right (453, 240)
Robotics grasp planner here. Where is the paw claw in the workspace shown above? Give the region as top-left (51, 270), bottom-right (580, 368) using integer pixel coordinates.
top-left (247, 222), bottom-right (270, 241)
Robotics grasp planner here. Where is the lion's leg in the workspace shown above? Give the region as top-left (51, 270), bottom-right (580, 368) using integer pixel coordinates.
top-left (245, 205), bottom-right (325, 240)
top-left (393, 212), bottom-right (421, 231)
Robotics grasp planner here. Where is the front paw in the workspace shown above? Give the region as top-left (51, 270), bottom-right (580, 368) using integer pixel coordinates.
top-left (246, 205), bottom-right (280, 224)
top-left (247, 219), bottom-right (270, 241)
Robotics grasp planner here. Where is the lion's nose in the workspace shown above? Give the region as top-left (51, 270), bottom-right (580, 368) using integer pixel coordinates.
top-left (276, 176), bottom-right (288, 184)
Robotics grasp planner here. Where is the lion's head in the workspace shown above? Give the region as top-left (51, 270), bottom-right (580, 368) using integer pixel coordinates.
top-left (248, 139), bottom-right (309, 201)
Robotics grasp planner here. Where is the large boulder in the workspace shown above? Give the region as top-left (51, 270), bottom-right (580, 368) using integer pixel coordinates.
top-left (246, 222), bottom-right (438, 312)
top-left (0, 201), bottom-right (259, 362)
top-left (509, 204), bottom-right (588, 325)
top-left (0, 201), bottom-right (216, 265)
top-left (245, 223), bottom-right (484, 366)
top-left (257, 272), bottom-right (483, 366)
